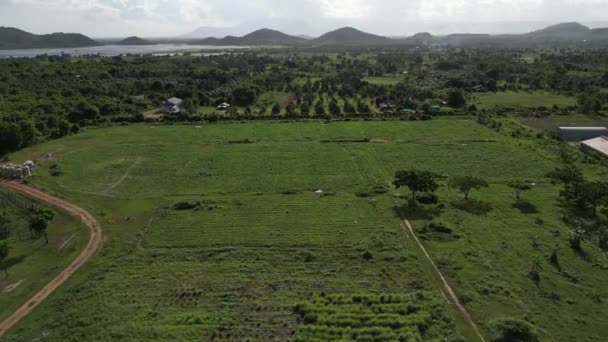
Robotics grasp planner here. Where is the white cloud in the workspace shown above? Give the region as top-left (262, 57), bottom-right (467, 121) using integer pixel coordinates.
top-left (1, 0), bottom-right (608, 37)
top-left (316, 0), bottom-right (372, 19)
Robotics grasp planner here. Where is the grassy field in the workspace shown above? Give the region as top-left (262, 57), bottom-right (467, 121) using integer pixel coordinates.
top-left (474, 91), bottom-right (577, 109)
top-left (3, 119), bottom-right (608, 341)
top-left (363, 75), bottom-right (404, 85)
top-left (0, 190), bottom-right (87, 322)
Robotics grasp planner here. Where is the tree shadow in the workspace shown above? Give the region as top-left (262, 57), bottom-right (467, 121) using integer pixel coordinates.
top-left (451, 199), bottom-right (493, 215)
top-left (4, 255), bottom-right (26, 269)
top-left (393, 203), bottom-right (444, 221)
top-left (512, 200), bottom-right (539, 214)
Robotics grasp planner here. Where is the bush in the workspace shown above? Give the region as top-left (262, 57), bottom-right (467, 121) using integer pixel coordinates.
top-left (489, 318), bottom-right (539, 342)
top-left (173, 201), bottom-right (201, 210)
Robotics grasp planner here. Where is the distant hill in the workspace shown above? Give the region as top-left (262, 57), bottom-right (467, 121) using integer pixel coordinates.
top-left (528, 22), bottom-right (590, 37)
top-left (313, 27), bottom-right (390, 45)
top-left (0, 27), bottom-right (99, 49)
top-left (117, 36), bottom-right (154, 45)
top-left (198, 28), bottom-right (306, 46)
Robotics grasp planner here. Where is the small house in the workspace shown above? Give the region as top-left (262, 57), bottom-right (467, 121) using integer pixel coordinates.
top-left (161, 97), bottom-right (183, 114)
top-left (558, 127), bottom-right (608, 142)
top-left (378, 103), bottom-right (396, 112)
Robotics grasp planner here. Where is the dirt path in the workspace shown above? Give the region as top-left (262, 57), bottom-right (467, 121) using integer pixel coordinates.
top-left (0, 180), bottom-right (103, 337)
top-left (105, 156), bottom-right (142, 193)
top-left (400, 219), bottom-right (486, 342)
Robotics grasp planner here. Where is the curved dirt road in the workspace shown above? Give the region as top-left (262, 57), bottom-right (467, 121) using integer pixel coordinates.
top-left (0, 180), bottom-right (103, 337)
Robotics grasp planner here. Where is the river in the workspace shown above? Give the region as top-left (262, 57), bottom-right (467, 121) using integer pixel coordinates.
top-left (0, 44), bottom-right (248, 58)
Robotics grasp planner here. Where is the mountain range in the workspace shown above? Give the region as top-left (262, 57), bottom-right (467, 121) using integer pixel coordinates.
top-left (0, 27), bottom-right (99, 50)
top-left (2, 22), bottom-right (608, 50)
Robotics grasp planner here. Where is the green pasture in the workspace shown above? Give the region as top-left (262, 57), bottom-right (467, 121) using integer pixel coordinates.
top-left (3, 119), bottom-right (608, 341)
top-left (474, 91), bottom-right (577, 109)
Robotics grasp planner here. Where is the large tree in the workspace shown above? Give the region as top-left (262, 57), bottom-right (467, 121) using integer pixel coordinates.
top-left (30, 209), bottom-right (55, 244)
top-left (393, 170), bottom-right (439, 202)
top-left (563, 181), bottom-right (608, 214)
top-left (508, 180), bottom-right (532, 200)
top-left (450, 176), bottom-right (489, 200)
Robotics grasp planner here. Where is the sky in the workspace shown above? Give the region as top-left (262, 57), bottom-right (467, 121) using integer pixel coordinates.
top-left (1, 0), bottom-right (608, 38)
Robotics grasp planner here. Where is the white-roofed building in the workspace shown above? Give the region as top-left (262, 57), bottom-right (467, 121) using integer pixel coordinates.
top-left (558, 127), bottom-right (608, 141)
top-left (581, 136), bottom-right (608, 159)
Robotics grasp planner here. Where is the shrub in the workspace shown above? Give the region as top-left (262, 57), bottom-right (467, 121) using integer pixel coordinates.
top-left (489, 318), bottom-right (539, 342)
top-left (173, 201), bottom-right (201, 210)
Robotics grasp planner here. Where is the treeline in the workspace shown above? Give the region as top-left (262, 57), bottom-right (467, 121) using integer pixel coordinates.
top-left (2, 48), bottom-right (608, 155)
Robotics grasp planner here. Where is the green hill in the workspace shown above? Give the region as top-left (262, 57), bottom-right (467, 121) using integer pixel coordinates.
top-left (199, 28), bottom-right (306, 46)
top-left (0, 27), bottom-right (99, 50)
top-left (313, 27), bottom-right (390, 45)
top-left (117, 36), bottom-right (154, 46)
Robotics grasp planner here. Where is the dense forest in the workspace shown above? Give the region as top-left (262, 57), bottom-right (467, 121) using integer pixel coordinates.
top-left (1, 47), bottom-right (608, 156)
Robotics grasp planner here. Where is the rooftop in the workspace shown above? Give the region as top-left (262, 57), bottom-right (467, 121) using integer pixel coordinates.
top-left (559, 126), bottom-right (608, 131)
top-left (581, 136), bottom-right (608, 157)
top-left (167, 97), bottom-right (183, 105)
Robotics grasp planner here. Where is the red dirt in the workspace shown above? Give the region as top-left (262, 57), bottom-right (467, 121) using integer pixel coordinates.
top-left (0, 180), bottom-right (103, 337)
top-left (401, 219), bottom-right (486, 342)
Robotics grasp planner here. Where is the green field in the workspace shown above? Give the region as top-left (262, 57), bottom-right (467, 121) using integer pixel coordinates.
top-left (3, 120), bottom-right (608, 341)
top-left (474, 91), bottom-right (577, 109)
top-left (0, 190), bottom-right (87, 322)
top-left (363, 75), bottom-right (404, 85)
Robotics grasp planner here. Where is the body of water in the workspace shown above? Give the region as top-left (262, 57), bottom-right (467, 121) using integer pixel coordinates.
top-left (0, 44), bottom-right (248, 58)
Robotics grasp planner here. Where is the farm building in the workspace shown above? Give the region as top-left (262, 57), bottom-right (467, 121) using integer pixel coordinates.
top-left (558, 127), bottom-right (608, 141)
top-left (0, 163), bottom-right (32, 179)
top-left (580, 136), bottom-right (608, 159)
top-left (161, 97), bottom-right (183, 114)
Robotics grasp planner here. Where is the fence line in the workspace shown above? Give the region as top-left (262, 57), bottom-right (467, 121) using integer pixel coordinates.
top-left (0, 187), bottom-right (40, 212)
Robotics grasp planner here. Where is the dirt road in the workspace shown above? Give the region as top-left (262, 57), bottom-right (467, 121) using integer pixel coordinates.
top-left (401, 219), bottom-right (487, 342)
top-left (0, 180), bottom-right (103, 337)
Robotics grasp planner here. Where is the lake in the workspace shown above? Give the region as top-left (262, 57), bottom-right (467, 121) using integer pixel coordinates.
top-left (0, 44), bottom-right (248, 58)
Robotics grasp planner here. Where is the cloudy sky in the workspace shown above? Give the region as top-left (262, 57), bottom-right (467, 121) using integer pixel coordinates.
top-left (1, 0), bottom-right (608, 37)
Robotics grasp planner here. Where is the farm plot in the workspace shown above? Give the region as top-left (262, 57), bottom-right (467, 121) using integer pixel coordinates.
top-left (5, 119), bottom-right (607, 341)
top-left (474, 91), bottom-right (576, 109)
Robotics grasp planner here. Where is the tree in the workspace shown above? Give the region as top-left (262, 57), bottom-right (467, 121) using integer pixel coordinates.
top-left (343, 101), bottom-right (356, 114)
top-left (0, 210), bottom-right (10, 240)
top-left (450, 176), bottom-right (489, 200)
top-left (0, 121), bottom-right (23, 154)
top-left (181, 98), bottom-right (197, 114)
top-left (329, 99), bottom-right (341, 115)
top-left (300, 102), bottom-right (311, 116)
top-left (547, 165), bottom-right (584, 185)
top-left (0, 240), bottom-right (8, 279)
top-left (562, 181), bottom-right (608, 214)
top-left (489, 318), bottom-right (539, 342)
top-left (30, 209), bottom-right (54, 244)
top-left (271, 103), bottom-right (281, 116)
top-left (231, 85), bottom-right (258, 106)
top-left (508, 180), bottom-right (532, 200)
top-left (393, 170), bottom-right (439, 202)
top-left (447, 89), bottom-right (466, 108)
top-left (314, 101), bottom-right (326, 116)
